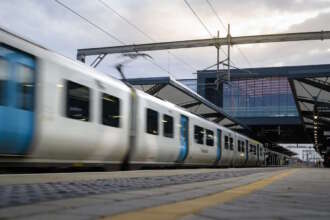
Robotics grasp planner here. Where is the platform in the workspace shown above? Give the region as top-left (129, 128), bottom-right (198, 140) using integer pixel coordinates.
top-left (0, 168), bottom-right (329, 220)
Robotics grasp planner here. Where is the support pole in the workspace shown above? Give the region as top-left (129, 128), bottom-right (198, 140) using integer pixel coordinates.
top-left (216, 30), bottom-right (220, 90)
top-left (227, 24), bottom-right (231, 81)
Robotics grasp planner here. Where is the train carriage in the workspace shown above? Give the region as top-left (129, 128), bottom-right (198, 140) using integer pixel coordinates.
top-left (0, 27), bottom-right (269, 169)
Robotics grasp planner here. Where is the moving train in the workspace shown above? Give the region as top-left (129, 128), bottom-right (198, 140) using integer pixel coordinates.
top-left (0, 27), bottom-right (265, 169)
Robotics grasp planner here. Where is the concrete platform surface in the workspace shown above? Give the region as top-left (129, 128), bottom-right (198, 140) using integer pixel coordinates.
top-left (0, 168), bottom-right (329, 220)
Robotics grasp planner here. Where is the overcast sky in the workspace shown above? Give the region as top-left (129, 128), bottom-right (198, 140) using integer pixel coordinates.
top-left (1, 0), bottom-right (330, 79)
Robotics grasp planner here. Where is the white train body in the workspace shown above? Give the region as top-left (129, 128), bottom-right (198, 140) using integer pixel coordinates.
top-left (0, 28), bottom-right (266, 168)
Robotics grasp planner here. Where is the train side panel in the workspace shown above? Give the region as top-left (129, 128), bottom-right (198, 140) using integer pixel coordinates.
top-left (132, 91), bottom-right (180, 164)
top-left (184, 113), bottom-right (217, 165)
top-left (31, 56), bottom-right (132, 163)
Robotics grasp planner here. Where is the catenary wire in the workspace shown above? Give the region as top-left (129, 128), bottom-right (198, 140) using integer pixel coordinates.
top-left (184, 0), bottom-right (213, 37)
top-left (97, 0), bottom-right (197, 72)
top-left (205, 0), bottom-right (252, 67)
top-left (53, 0), bottom-right (177, 78)
top-left (184, 0), bottom-right (235, 66)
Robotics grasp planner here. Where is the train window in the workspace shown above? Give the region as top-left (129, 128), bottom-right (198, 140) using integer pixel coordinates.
top-left (16, 64), bottom-right (34, 111)
top-left (0, 58), bottom-right (8, 106)
top-left (163, 114), bottom-right (174, 138)
top-left (194, 125), bottom-right (204, 144)
top-left (229, 137), bottom-right (234, 150)
top-left (224, 136), bottom-right (229, 149)
top-left (102, 93), bottom-right (120, 127)
top-left (66, 81), bottom-right (90, 121)
top-left (237, 140), bottom-right (241, 152)
top-left (206, 129), bottom-right (214, 146)
top-left (242, 141), bottom-right (245, 152)
top-left (146, 108), bottom-right (159, 135)
top-left (260, 147), bottom-right (263, 156)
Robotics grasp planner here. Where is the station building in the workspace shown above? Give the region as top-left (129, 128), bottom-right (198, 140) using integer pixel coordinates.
top-left (178, 64), bottom-right (330, 163)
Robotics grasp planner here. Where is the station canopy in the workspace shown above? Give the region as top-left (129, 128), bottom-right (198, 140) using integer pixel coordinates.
top-left (268, 144), bottom-right (297, 157)
top-left (289, 71), bottom-right (330, 154)
top-left (127, 76), bottom-right (249, 131)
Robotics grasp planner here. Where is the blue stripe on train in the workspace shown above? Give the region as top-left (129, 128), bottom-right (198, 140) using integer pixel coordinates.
top-left (177, 115), bottom-right (188, 162)
top-left (215, 129), bottom-right (221, 163)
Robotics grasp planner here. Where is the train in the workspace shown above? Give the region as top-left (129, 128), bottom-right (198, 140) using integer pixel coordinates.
top-left (0, 27), bottom-right (266, 169)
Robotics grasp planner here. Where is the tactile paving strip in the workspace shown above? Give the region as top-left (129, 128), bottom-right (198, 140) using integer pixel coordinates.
top-left (0, 168), bottom-right (281, 208)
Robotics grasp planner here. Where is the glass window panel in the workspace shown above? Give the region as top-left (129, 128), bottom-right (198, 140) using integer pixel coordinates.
top-left (102, 93), bottom-right (120, 128)
top-left (163, 114), bottom-right (174, 138)
top-left (146, 108), bottom-right (159, 135)
top-left (229, 137), bottom-right (234, 150)
top-left (66, 81), bottom-right (90, 121)
top-left (206, 129), bottom-right (214, 146)
top-left (194, 125), bottom-right (204, 144)
top-left (16, 64), bottom-right (34, 111)
top-left (225, 136), bottom-right (229, 149)
top-left (237, 140), bottom-right (241, 152)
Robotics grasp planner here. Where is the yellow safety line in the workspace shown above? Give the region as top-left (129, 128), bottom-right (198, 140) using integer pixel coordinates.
top-left (102, 169), bottom-right (295, 220)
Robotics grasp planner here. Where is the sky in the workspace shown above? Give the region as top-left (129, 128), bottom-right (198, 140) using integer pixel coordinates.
top-left (0, 0), bottom-right (330, 79)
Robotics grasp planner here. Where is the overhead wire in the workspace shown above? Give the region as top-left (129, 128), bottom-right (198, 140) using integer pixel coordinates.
top-left (183, 0), bottom-right (233, 66)
top-left (53, 0), bottom-right (125, 45)
top-left (97, 0), bottom-right (196, 72)
top-left (184, 0), bottom-right (213, 37)
top-left (53, 0), bottom-right (177, 78)
top-left (205, 0), bottom-right (252, 67)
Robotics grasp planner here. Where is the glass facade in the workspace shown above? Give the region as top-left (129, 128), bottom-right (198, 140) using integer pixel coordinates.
top-left (178, 76), bottom-right (298, 119)
top-left (223, 77), bottom-right (298, 117)
top-left (178, 79), bottom-right (197, 92)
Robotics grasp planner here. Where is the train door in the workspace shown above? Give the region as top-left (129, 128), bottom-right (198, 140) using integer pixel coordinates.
top-left (177, 115), bottom-right (189, 162)
top-left (215, 129), bottom-right (222, 163)
top-left (0, 45), bottom-right (35, 155)
top-left (245, 140), bottom-right (249, 164)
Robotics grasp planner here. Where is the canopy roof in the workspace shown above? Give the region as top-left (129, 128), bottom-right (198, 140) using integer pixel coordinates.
top-left (289, 75), bottom-right (330, 154)
top-left (127, 76), bottom-right (249, 130)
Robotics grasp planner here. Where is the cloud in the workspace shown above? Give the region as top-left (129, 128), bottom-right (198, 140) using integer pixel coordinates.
top-left (0, 0), bottom-right (329, 79)
top-left (287, 11), bottom-right (330, 32)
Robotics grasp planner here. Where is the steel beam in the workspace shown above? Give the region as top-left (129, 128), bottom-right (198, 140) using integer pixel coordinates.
top-left (180, 102), bottom-right (201, 108)
top-left (201, 112), bottom-right (225, 118)
top-left (297, 78), bottom-right (330, 93)
top-left (77, 31), bottom-right (330, 56)
top-left (297, 97), bottom-right (330, 108)
top-left (145, 84), bottom-right (166, 95)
